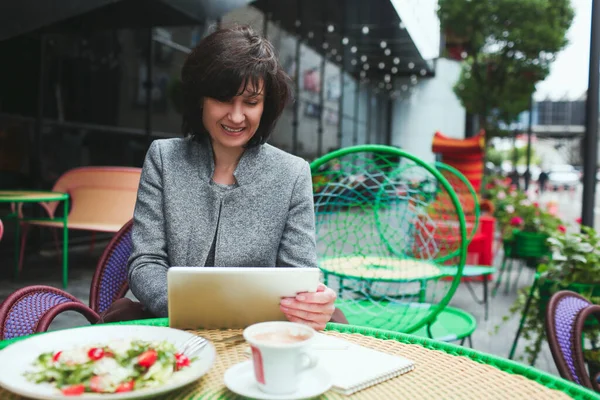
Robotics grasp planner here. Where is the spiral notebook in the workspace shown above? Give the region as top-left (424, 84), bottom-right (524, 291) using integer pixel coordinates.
top-left (312, 333), bottom-right (415, 395)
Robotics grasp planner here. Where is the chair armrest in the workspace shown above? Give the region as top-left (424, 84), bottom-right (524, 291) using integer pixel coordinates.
top-left (0, 286), bottom-right (100, 340)
top-left (575, 304), bottom-right (600, 392)
top-left (37, 302), bottom-right (101, 333)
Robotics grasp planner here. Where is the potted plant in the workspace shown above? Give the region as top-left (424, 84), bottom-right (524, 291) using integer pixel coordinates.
top-left (482, 176), bottom-right (561, 259)
top-left (583, 349), bottom-right (600, 381)
top-left (506, 226), bottom-right (600, 365)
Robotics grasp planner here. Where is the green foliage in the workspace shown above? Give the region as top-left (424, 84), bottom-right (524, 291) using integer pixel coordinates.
top-left (505, 227), bottom-right (600, 365)
top-left (538, 226), bottom-right (600, 284)
top-left (438, 0), bottom-right (574, 131)
top-left (482, 175), bottom-right (562, 240)
top-left (486, 145), bottom-right (541, 167)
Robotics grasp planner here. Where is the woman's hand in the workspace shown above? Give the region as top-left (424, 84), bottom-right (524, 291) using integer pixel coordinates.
top-left (279, 283), bottom-right (337, 330)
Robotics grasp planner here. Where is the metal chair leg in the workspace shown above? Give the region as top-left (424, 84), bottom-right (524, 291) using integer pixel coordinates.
top-left (508, 275), bottom-right (539, 360)
top-left (514, 261), bottom-right (526, 290)
top-left (463, 278), bottom-right (489, 320)
top-left (493, 254), bottom-right (510, 297)
top-left (504, 258), bottom-right (515, 295)
top-left (492, 260), bottom-right (504, 297)
top-left (483, 277), bottom-right (489, 321)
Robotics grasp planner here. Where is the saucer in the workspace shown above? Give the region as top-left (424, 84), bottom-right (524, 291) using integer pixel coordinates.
top-left (223, 361), bottom-right (332, 400)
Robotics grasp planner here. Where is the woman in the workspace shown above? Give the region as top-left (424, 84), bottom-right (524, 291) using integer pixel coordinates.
top-left (111, 25), bottom-right (343, 330)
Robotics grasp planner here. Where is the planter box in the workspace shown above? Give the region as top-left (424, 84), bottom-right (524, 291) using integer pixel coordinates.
top-left (514, 231), bottom-right (549, 259)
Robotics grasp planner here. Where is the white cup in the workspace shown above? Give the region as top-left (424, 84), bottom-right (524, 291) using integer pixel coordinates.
top-left (243, 321), bottom-right (318, 395)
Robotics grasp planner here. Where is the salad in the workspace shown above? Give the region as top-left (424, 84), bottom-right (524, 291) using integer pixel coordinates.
top-left (24, 339), bottom-right (193, 396)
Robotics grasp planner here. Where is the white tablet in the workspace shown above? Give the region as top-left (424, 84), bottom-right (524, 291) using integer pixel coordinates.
top-left (167, 267), bottom-right (320, 330)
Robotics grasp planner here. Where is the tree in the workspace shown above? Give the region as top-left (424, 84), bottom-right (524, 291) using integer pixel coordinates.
top-left (438, 0), bottom-right (574, 139)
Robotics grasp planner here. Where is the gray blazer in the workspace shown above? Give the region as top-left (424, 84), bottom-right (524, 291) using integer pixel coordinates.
top-left (127, 138), bottom-right (317, 317)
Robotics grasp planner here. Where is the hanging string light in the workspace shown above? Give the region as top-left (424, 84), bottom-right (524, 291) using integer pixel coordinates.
top-left (342, 37), bottom-right (349, 45)
top-left (327, 24), bottom-right (335, 33)
top-left (384, 48), bottom-right (391, 56)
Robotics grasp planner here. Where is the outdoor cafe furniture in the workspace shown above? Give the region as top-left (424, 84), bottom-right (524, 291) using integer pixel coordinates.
top-left (310, 145), bottom-right (476, 345)
top-left (435, 161), bottom-right (496, 321)
top-left (14, 167), bottom-right (140, 288)
top-left (0, 320), bottom-right (598, 399)
top-left (0, 190), bottom-right (69, 287)
top-left (0, 220), bottom-right (133, 340)
top-left (546, 290), bottom-right (600, 392)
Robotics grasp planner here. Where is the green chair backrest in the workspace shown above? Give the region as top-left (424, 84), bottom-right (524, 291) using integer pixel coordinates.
top-left (310, 145), bottom-right (467, 333)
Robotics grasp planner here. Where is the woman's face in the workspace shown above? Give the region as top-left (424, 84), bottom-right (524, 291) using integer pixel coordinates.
top-left (202, 80), bottom-right (265, 153)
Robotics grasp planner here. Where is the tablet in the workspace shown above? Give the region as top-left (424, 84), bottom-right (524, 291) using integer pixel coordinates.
top-left (167, 267), bottom-right (320, 329)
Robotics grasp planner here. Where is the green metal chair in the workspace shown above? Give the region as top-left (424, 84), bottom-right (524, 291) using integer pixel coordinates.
top-left (434, 162), bottom-right (496, 320)
top-left (311, 145), bottom-right (475, 345)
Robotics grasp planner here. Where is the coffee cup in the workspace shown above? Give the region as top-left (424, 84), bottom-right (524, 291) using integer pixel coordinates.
top-left (243, 321), bottom-right (318, 394)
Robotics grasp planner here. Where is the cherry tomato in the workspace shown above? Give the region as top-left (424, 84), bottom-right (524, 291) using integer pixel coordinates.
top-left (137, 350), bottom-right (158, 368)
top-left (175, 353), bottom-right (190, 370)
top-left (87, 347), bottom-right (105, 361)
top-left (89, 376), bottom-right (103, 393)
top-left (115, 380), bottom-right (135, 393)
top-left (61, 384), bottom-right (85, 396)
top-left (52, 351), bottom-right (62, 363)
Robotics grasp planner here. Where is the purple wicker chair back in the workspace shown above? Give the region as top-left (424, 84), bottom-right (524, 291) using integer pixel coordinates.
top-left (546, 290), bottom-right (596, 390)
top-left (0, 286), bottom-right (99, 340)
top-left (89, 219), bottom-right (133, 314)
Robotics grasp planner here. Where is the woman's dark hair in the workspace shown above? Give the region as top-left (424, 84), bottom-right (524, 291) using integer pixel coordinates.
top-left (181, 25), bottom-right (292, 148)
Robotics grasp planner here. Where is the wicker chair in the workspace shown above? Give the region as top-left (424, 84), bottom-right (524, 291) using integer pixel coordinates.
top-left (545, 290), bottom-right (600, 392)
top-left (0, 219), bottom-right (133, 340)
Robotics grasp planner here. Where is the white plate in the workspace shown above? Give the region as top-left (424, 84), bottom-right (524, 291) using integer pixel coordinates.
top-left (224, 361), bottom-right (332, 400)
top-left (0, 325), bottom-right (216, 400)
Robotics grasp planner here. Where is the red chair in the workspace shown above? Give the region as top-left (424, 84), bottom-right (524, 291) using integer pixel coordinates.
top-left (0, 220), bottom-right (133, 340)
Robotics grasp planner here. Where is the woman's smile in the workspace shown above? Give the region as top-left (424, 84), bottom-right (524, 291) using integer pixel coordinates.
top-left (220, 124), bottom-right (246, 135)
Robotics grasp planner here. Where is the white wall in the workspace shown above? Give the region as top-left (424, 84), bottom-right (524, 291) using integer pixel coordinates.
top-left (391, 58), bottom-right (465, 162)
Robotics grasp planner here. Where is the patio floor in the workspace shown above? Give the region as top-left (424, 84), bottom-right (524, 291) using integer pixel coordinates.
top-left (0, 238), bottom-right (558, 377)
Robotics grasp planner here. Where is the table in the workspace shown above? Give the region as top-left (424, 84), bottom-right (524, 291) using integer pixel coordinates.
top-left (1, 320), bottom-right (598, 399)
top-left (0, 190), bottom-right (69, 288)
